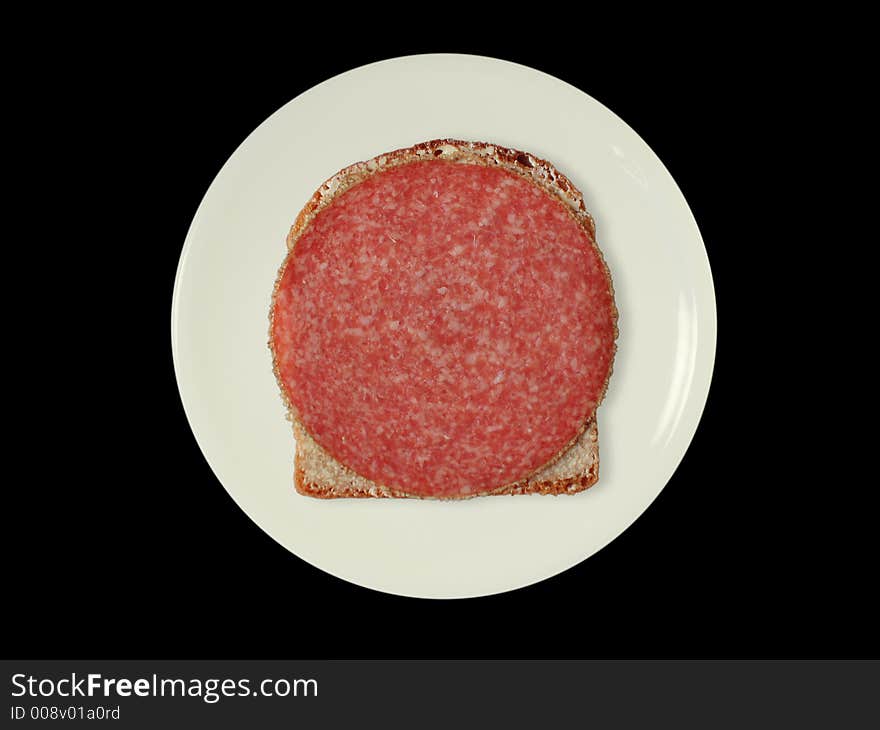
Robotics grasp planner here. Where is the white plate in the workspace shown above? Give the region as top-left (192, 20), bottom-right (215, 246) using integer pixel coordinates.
top-left (171, 54), bottom-right (716, 599)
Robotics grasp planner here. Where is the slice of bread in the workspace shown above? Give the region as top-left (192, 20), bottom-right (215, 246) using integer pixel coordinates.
top-left (272, 139), bottom-right (615, 499)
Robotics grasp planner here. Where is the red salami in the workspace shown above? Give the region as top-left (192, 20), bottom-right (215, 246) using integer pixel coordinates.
top-left (271, 158), bottom-right (615, 497)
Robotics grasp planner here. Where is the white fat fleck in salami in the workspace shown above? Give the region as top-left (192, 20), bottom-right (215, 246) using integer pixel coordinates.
top-left (272, 160), bottom-right (615, 497)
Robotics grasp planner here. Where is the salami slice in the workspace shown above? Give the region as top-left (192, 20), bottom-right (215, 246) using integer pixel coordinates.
top-left (271, 145), bottom-right (616, 498)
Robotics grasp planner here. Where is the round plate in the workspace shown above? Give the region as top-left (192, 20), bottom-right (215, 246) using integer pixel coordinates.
top-left (171, 54), bottom-right (716, 599)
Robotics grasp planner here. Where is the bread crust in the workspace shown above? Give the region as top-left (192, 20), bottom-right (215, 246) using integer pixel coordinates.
top-left (292, 417), bottom-right (599, 499)
top-left (269, 139), bottom-right (617, 498)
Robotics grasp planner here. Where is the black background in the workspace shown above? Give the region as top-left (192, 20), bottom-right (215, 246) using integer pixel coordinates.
top-left (9, 21), bottom-right (873, 659)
